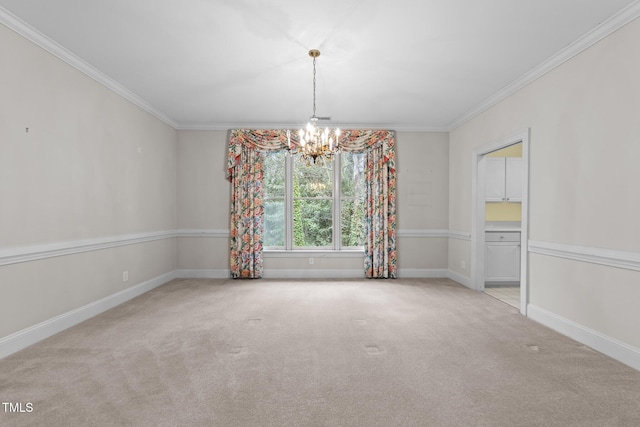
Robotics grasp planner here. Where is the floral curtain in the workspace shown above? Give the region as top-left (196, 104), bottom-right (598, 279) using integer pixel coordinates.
top-left (227, 130), bottom-right (289, 279)
top-left (363, 141), bottom-right (397, 278)
top-left (228, 143), bottom-right (265, 278)
top-left (337, 130), bottom-right (397, 278)
top-left (227, 129), bottom-right (397, 279)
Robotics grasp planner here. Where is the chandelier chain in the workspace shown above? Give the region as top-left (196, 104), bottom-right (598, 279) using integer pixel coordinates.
top-left (312, 55), bottom-right (317, 118)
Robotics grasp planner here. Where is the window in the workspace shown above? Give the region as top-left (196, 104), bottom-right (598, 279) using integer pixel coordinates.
top-left (263, 151), bottom-right (365, 250)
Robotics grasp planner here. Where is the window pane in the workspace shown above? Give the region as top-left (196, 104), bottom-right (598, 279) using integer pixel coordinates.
top-left (262, 148), bottom-right (365, 250)
top-left (264, 151), bottom-right (285, 197)
top-left (341, 152), bottom-right (365, 198)
top-left (294, 153), bottom-right (333, 198)
top-left (293, 199), bottom-right (333, 247)
top-left (264, 151), bottom-right (285, 247)
top-left (264, 199), bottom-right (284, 247)
top-left (341, 199), bottom-right (365, 247)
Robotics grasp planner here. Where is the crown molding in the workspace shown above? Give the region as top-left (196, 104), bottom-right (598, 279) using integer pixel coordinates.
top-left (175, 122), bottom-right (450, 132)
top-left (447, 0), bottom-right (640, 131)
top-left (0, 6), bottom-right (446, 134)
top-left (4, 1), bottom-right (639, 134)
top-left (0, 7), bottom-right (179, 129)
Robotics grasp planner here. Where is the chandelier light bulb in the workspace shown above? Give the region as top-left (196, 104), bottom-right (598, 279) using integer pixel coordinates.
top-left (298, 129), bottom-right (306, 146)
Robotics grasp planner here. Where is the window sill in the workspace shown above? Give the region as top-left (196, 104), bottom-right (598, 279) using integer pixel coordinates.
top-left (264, 250), bottom-right (364, 258)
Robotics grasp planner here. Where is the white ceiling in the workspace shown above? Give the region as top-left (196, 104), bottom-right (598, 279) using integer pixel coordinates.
top-left (1, 0), bottom-right (638, 130)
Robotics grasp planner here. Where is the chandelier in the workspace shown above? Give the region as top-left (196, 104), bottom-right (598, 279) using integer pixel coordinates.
top-left (288, 49), bottom-right (341, 165)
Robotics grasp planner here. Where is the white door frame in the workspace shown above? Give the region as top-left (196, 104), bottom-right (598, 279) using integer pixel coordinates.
top-left (471, 129), bottom-right (530, 315)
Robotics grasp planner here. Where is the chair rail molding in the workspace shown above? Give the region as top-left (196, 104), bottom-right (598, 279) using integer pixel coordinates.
top-left (178, 228), bottom-right (470, 240)
top-left (448, 230), bottom-right (472, 241)
top-left (397, 229), bottom-right (449, 238)
top-left (529, 240), bottom-right (640, 272)
top-left (177, 229), bottom-right (230, 238)
top-left (0, 230), bottom-right (178, 266)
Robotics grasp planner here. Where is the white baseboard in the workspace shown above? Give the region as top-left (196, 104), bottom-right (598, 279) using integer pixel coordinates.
top-left (528, 304), bottom-right (640, 372)
top-left (398, 268), bottom-right (449, 278)
top-left (0, 271), bottom-right (176, 360)
top-left (262, 269), bottom-right (364, 279)
top-left (177, 268), bottom-right (455, 280)
top-left (176, 269), bottom-right (230, 279)
top-left (447, 270), bottom-right (472, 288)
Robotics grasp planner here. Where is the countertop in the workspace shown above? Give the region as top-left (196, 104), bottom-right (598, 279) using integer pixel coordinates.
top-left (485, 221), bottom-right (521, 232)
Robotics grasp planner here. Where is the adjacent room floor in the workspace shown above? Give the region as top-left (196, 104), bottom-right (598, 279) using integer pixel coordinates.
top-left (484, 285), bottom-right (520, 310)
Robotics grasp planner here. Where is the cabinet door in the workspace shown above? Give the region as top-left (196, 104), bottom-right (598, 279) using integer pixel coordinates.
top-left (485, 243), bottom-right (521, 282)
top-left (485, 157), bottom-right (506, 202)
top-left (505, 158), bottom-right (523, 202)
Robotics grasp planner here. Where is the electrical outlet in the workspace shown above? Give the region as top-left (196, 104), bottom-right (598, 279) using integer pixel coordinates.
top-left (122, 271), bottom-right (129, 282)
top-left (309, 257), bottom-right (314, 265)
top-left (460, 260), bottom-right (466, 269)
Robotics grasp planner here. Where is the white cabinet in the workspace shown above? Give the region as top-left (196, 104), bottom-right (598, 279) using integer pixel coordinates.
top-left (505, 158), bottom-right (523, 201)
top-left (485, 158), bottom-right (506, 202)
top-left (485, 231), bottom-right (520, 283)
top-left (485, 157), bottom-right (522, 202)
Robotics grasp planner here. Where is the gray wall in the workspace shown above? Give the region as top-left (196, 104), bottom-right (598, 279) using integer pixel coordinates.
top-left (176, 130), bottom-right (450, 278)
top-left (0, 24), bottom-right (178, 339)
top-left (448, 17), bottom-right (640, 350)
top-left (2, 13), bottom-right (639, 368)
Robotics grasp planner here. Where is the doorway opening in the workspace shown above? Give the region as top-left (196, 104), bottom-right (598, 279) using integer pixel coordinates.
top-left (471, 130), bottom-right (529, 315)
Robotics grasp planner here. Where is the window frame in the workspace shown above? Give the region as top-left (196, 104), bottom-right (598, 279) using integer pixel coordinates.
top-left (264, 151), bottom-right (365, 253)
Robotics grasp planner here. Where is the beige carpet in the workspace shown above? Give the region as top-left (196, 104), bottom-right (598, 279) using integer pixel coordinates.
top-left (1, 278), bottom-right (640, 426)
